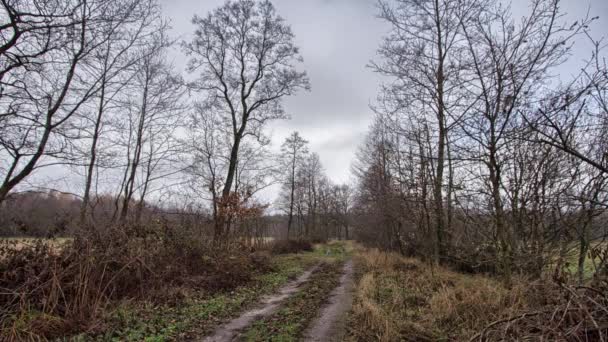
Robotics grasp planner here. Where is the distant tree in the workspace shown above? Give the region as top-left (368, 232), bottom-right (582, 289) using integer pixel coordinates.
top-left (300, 152), bottom-right (323, 238)
top-left (279, 132), bottom-right (309, 238)
top-left (333, 184), bottom-right (353, 240)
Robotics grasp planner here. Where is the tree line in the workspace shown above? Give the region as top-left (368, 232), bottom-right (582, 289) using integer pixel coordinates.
top-left (352, 0), bottom-right (608, 284)
top-left (0, 0), bottom-right (355, 241)
top-left (277, 132), bottom-right (352, 241)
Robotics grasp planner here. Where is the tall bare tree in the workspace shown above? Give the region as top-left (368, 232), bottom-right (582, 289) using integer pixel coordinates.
top-left (459, 0), bottom-right (590, 282)
top-left (279, 131), bottom-right (308, 239)
top-left (373, 0), bottom-right (479, 263)
top-left (116, 34), bottom-right (185, 223)
top-left (76, 0), bottom-right (163, 224)
top-left (184, 0), bottom-right (309, 239)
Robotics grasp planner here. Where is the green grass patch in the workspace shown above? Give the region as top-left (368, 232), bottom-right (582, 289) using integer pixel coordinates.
top-left (311, 240), bottom-right (351, 261)
top-left (545, 241), bottom-right (608, 280)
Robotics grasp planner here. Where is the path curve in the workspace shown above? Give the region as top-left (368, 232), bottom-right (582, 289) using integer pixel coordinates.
top-left (303, 259), bottom-right (355, 342)
top-left (202, 264), bottom-right (319, 342)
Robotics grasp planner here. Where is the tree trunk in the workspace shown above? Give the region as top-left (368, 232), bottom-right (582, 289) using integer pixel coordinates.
top-left (287, 153), bottom-right (296, 239)
top-left (489, 145), bottom-right (512, 284)
top-left (80, 71), bottom-right (107, 225)
top-left (120, 72), bottom-right (149, 223)
top-left (432, 0), bottom-right (446, 265)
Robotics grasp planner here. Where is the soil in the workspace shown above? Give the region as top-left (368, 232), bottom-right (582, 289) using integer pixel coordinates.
top-left (302, 259), bottom-right (355, 342)
top-left (202, 264), bottom-right (320, 342)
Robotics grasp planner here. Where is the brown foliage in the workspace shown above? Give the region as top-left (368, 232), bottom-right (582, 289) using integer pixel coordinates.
top-left (0, 224), bottom-right (269, 340)
top-left (270, 239), bottom-right (313, 255)
top-left (473, 279), bottom-right (608, 341)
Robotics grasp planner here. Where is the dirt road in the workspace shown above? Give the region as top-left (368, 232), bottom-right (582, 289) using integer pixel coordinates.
top-left (302, 260), bottom-right (355, 342)
top-left (202, 265), bottom-right (319, 342)
top-left (201, 258), bottom-right (355, 342)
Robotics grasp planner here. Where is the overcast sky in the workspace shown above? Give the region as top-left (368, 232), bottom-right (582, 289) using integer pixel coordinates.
top-left (158, 0), bottom-right (608, 204)
top-left (162, 0), bottom-right (387, 188)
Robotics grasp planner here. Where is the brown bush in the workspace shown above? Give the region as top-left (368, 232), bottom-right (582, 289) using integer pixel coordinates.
top-left (270, 239), bottom-right (313, 255)
top-left (0, 224), bottom-right (270, 341)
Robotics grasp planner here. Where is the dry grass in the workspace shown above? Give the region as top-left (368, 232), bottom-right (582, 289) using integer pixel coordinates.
top-left (347, 246), bottom-right (608, 341)
top-left (0, 237), bottom-right (70, 255)
top-left (346, 247), bottom-right (530, 341)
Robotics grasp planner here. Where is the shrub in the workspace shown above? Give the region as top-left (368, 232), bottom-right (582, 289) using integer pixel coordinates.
top-left (0, 224), bottom-right (269, 341)
top-left (270, 239), bottom-right (313, 255)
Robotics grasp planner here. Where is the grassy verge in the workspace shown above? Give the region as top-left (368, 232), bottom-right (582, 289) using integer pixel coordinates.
top-left (345, 247), bottom-right (529, 341)
top-left (243, 260), bottom-right (343, 341)
top-left (562, 241), bottom-right (607, 279)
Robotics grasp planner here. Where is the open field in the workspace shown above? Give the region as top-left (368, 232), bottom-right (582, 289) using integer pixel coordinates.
top-left (562, 241), bottom-right (608, 279)
top-left (541, 240), bottom-right (608, 280)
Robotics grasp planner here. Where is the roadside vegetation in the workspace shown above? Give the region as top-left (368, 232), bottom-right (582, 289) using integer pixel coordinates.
top-left (1, 0), bottom-right (608, 340)
top-left (90, 249), bottom-right (321, 341)
top-left (347, 247), bottom-right (608, 341)
top-left (0, 233), bottom-right (337, 341)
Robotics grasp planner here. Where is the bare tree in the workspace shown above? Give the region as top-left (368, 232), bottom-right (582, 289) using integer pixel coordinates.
top-left (300, 152), bottom-right (322, 238)
top-left (183, 0), bottom-right (309, 240)
top-left (459, 0), bottom-right (591, 282)
top-left (115, 34), bottom-right (185, 223)
top-left (279, 131), bottom-right (308, 239)
top-left (361, 0), bottom-right (608, 283)
top-left (526, 40), bottom-right (607, 176)
top-left (76, 0), bottom-right (163, 224)
top-left (333, 183), bottom-right (353, 240)
top-left (372, 0), bottom-right (479, 263)
top-left (0, 0), bottom-right (127, 203)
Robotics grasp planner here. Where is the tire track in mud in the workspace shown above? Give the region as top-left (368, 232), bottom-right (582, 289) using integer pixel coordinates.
top-left (201, 264), bottom-right (320, 342)
top-left (302, 259), bottom-right (355, 342)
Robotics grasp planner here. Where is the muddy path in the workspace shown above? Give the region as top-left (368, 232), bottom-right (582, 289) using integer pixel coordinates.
top-left (202, 264), bottom-right (320, 342)
top-left (302, 259), bottom-right (355, 342)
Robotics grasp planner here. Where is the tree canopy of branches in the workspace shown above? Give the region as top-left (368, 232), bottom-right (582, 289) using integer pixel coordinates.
top-left (0, 0), bottom-right (162, 203)
top-left (358, 0), bottom-right (608, 283)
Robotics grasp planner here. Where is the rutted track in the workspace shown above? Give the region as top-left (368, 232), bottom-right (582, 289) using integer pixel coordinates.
top-left (201, 264), bottom-right (320, 342)
top-left (303, 259), bottom-right (355, 342)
